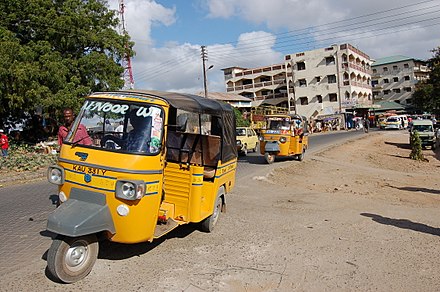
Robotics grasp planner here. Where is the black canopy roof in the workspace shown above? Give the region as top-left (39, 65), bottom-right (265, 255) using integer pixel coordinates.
top-left (120, 90), bottom-right (233, 115)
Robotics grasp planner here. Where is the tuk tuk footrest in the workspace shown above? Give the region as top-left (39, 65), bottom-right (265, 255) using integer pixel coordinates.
top-left (154, 218), bottom-right (179, 238)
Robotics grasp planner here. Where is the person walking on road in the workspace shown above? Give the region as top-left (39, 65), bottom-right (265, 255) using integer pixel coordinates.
top-left (0, 129), bottom-right (9, 158)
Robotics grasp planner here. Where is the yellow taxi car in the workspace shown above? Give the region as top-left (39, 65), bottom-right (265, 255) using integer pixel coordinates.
top-left (236, 127), bottom-right (259, 155)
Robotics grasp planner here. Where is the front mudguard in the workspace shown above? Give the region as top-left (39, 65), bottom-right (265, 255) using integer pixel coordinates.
top-left (47, 188), bottom-right (115, 237)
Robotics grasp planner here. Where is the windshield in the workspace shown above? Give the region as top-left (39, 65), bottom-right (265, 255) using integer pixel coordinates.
top-left (236, 128), bottom-right (246, 136)
top-left (413, 125), bottom-right (433, 132)
top-left (387, 117), bottom-right (398, 123)
top-left (65, 99), bottom-right (164, 155)
top-left (267, 117), bottom-right (291, 130)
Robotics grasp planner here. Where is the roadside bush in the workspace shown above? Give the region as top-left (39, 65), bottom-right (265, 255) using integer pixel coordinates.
top-left (0, 142), bottom-right (58, 171)
top-left (410, 131), bottom-right (425, 161)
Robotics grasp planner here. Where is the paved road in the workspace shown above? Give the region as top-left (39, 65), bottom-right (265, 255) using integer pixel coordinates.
top-left (0, 129), bottom-right (366, 276)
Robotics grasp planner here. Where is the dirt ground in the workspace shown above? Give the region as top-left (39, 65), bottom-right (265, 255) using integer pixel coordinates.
top-left (1, 130), bottom-right (439, 291)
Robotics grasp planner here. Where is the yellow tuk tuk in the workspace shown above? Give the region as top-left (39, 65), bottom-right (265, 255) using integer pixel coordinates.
top-left (259, 114), bottom-right (309, 164)
top-left (45, 90), bottom-right (237, 283)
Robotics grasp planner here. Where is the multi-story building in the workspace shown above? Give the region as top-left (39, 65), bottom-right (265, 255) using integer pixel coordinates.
top-left (285, 44), bottom-right (372, 118)
top-left (371, 56), bottom-right (429, 105)
top-left (222, 43), bottom-right (373, 119)
top-left (222, 64), bottom-right (289, 108)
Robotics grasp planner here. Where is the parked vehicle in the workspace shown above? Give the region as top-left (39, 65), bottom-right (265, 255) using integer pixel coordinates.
top-left (259, 114), bottom-right (309, 164)
top-left (409, 119), bottom-right (436, 149)
top-left (385, 115), bottom-right (408, 130)
top-left (236, 127), bottom-right (259, 155)
top-left (45, 90), bottom-right (238, 283)
top-left (378, 117), bottom-right (388, 129)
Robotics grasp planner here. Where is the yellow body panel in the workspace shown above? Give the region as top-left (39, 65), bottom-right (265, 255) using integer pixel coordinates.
top-left (58, 146), bottom-right (164, 243)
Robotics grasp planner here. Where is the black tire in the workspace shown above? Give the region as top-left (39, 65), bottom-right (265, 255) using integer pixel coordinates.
top-left (200, 186), bottom-right (225, 232)
top-left (243, 144), bottom-right (248, 156)
top-left (297, 149), bottom-right (305, 161)
top-left (265, 153), bottom-right (275, 164)
top-left (47, 235), bottom-right (99, 283)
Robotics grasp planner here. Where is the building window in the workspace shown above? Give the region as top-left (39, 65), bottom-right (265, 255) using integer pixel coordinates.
top-left (327, 75), bottom-right (337, 84)
top-left (298, 79), bottom-right (307, 87)
top-left (372, 80), bottom-right (378, 87)
top-left (404, 63), bottom-right (409, 68)
top-left (325, 56), bottom-right (335, 65)
top-left (395, 100), bottom-right (401, 104)
top-left (329, 93), bottom-right (337, 102)
top-left (393, 65), bottom-right (398, 70)
top-left (393, 77), bottom-right (399, 82)
top-left (316, 76), bottom-right (321, 82)
top-left (404, 87), bottom-right (412, 92)
top-left (393, 88), bottom-right (401, 93)
top-left (373, 69), bottom-right (377, 73)
top-left (316, 95), bottom-right (323, 103)
top-left (297, 62), bottom-right (306, 70)
top-left (383, 79), bottom-right (389, 83)
top-left (383, 67), bottom-right (388, 72)
top-left (404, 75), bottom-right (410, 81)
top-left (300, 97), bottom-right (308, 105)
top-left (384, 90), bottom-right (390, 95)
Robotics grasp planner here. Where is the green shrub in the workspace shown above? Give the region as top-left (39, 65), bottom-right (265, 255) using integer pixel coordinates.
top-left (410, 131), bottom-right (425, 161)
top-left (0, 142), bottom-right (58, 171)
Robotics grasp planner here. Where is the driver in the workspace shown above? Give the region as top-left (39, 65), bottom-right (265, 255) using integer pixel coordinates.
top-left (101, 109), bottom-right (152, 153)
top-left (126, 110), bottom-right (152, 152)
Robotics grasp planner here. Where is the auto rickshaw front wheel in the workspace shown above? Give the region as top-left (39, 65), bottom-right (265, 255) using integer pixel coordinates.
top-left (200, 186), bottom-right (225, 232)
top-left (47, 234), bottom-right (99, 283)
top-left (265, 153), bottom-right (275, 164)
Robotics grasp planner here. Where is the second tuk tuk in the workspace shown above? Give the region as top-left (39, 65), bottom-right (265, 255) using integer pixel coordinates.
top-left (45, 90), bottom-right (237, 283)
top-left (259, 114), bottom-right (309, 164)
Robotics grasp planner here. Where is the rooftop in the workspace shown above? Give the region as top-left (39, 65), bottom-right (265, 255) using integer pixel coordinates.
top-left (372, 55), bottom-right (414, 67)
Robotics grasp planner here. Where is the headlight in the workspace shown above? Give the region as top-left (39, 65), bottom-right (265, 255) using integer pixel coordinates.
top-left (236, 140), bottom-right (242, 145)
top-left (47, 166), bottom-right (64, 185)
top-left (279, 137), bottom-right (287, 143)
top-left (259, 136), bottom-right (264, 141)
top-left (116, 180), bottom-right (145, 200)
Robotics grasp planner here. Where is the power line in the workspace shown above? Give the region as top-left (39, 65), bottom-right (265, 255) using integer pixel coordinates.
top-left (209, 6), bottom-right (440, 57)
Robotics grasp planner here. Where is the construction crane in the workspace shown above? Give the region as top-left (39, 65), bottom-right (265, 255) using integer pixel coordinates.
top-left (119, 0), bottom-right (134, 89)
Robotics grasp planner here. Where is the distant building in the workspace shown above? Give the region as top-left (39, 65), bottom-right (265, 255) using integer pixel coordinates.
top-left (371, 55), bottom-right (429, 106)
top-left (196, 92), bottom-right (253, 108)
top-left (222, 43), bottom-right (373, 119)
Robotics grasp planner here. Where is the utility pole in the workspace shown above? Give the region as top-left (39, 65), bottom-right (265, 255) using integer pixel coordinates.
top-left (201, 46), bottom-right (209, 98)
top-left (119, 0), bottom-right (134, 89)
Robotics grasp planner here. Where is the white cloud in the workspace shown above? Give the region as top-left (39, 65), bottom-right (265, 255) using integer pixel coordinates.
top-left (132, 31), bottom-right (282, 93)
top-left (107, 0), bottom-right (176, 47)
top-left (205, 0), bottom-right (440, 60)
top-left (108, 0), bottom-right (440, 93)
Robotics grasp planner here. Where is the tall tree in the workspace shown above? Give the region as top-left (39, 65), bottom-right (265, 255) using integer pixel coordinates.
top-left (413, 46), bottom-right (440, 115)
top-left (0, 0), bottom-right (134, 122)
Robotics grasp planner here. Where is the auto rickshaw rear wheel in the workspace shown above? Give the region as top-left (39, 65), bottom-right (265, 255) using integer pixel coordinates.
top-left (297, 149), bottom-right (305, 161)
top-left (200, 186), bottom-right (225, 232)
top-left (265, 153), bottom-right (275, 164)
top-left (47, 234), bottom-right (99, 283)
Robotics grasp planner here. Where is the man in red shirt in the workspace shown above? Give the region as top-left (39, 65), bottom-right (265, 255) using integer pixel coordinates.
top-left (57, 108), bottom-right (92, 146)
top-left (0, 129), bottom-right (9, 158)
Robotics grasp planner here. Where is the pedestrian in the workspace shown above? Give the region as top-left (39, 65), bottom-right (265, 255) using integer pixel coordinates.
top-left (0, 129), bottom-right (9, 158)
top-left (58, 108), bottom-right (92, 146)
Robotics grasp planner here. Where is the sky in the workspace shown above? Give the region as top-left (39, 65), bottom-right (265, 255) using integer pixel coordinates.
top-left (107, 0), bottom-right (440, 94)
